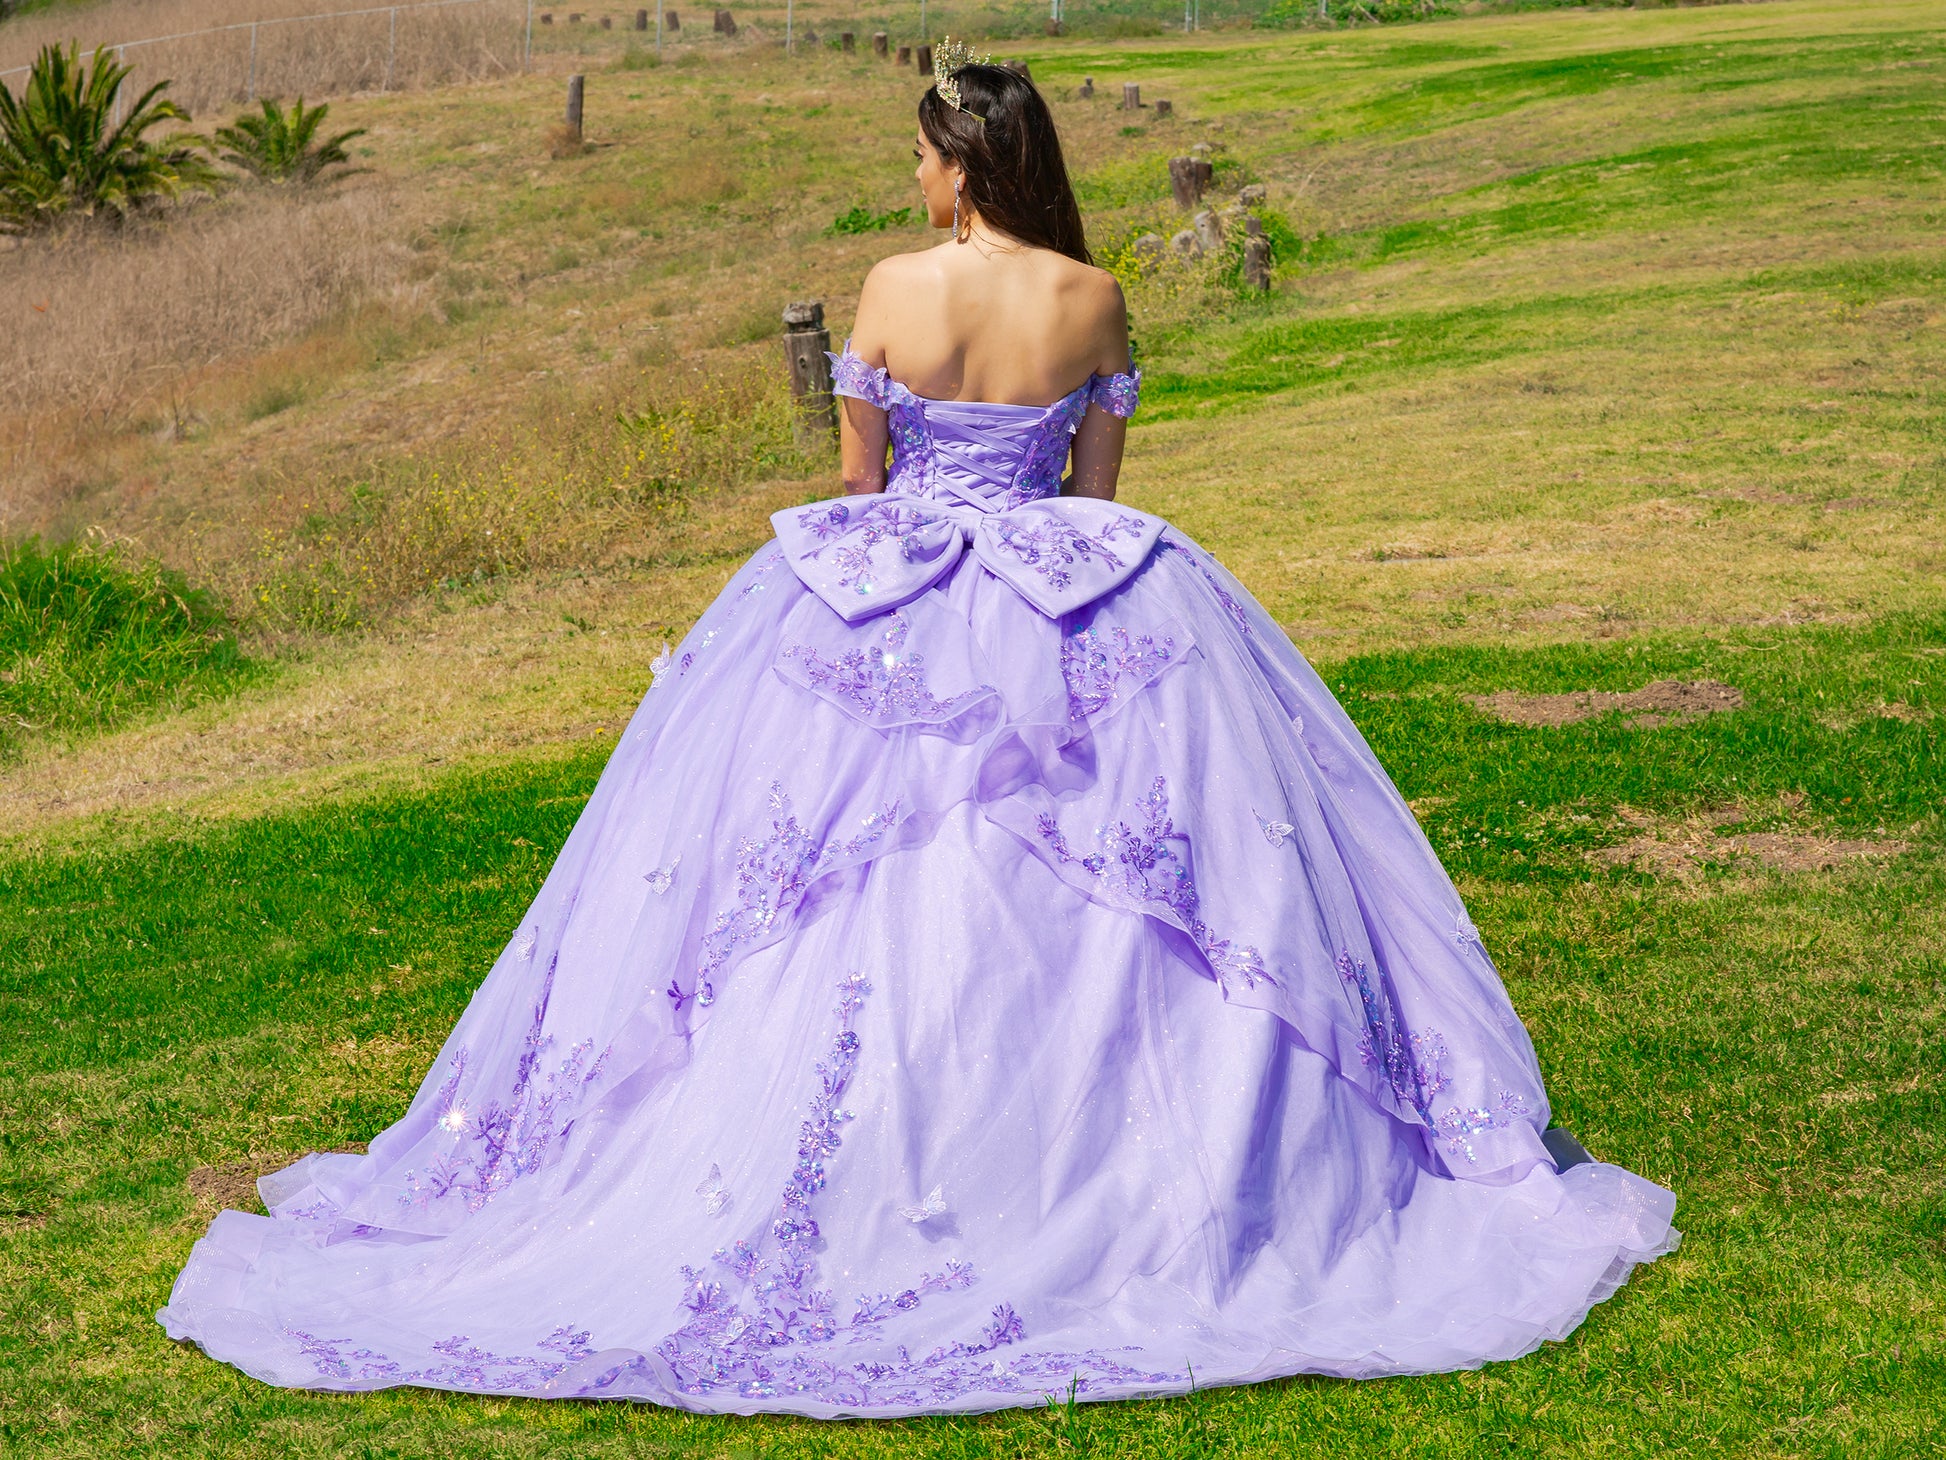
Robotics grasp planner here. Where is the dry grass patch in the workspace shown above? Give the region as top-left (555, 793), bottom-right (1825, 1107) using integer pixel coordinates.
top-left (0, 0), bottom-right (526, 117)
top-left (0, 182), bottom-right (414, 525)
top-left (1466, 678), bottom-right (1744, 728)
top-left (1591, 800), bottom-right (1909, 884)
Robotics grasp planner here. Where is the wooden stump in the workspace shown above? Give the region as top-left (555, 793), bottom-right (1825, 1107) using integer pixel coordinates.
top-left (1242, 216), bottom-right (1271, 292)
top-left (599, 15), bottom-right (612, 29)
top-left (666, 7), bottom-right (680, 28)
top-left (713, 7), bottom-right (734, 34)
top-left (539, 11), bottom-right (552, 22)
top-left (783, 302), bottom-right (838, 443)
top-left (1078, 76), bottom-right (1093, 99)
top-left (567, 11), bottom-right (581, 22)
top-left (1168, 155), bottom-right (1212, 208)
top-left (1122, 82), bottom-right (1140, 109)
top-left (897, 44), bottom-right (912, 65)
top-left (872, 31), bottom-right (888, 56)
top-left (1004, 59), bottom-right (1030, 79)
top-left (565, 74), bottom-right (584, 138)
top-left (635, 8), bottom-right (648, 28)
top-left (916, 43), bottom-right (932, 73)
top-left (841, 30), bottom-right (854, 50)
top-left (1154, 98), bottom-right (1172, 118)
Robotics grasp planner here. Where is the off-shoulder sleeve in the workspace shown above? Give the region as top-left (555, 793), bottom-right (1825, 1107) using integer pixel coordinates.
top-left (827, 340), bottom-right (891, 409)
top-left (1089, 366), bottom-right (1142, 419)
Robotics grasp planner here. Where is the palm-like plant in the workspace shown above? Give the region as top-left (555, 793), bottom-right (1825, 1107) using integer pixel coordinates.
top-left (0, 44), bottom-right (220, 231)
top-left (214, 98), bottom-right (367, 186)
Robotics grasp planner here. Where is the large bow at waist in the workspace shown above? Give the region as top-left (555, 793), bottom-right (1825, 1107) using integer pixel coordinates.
top-left (772, 495), bottom-right (1167, 622)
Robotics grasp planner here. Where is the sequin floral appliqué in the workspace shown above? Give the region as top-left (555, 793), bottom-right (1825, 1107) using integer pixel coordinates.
top-left (1037, 776), bottom-right (1272, 992)
top-left (1336, 952), bottom-right (1528, 1162)
top-left (654, 973), bottom-right (1182, 1407)
top-left (782, 612), bottom-right (995, 727)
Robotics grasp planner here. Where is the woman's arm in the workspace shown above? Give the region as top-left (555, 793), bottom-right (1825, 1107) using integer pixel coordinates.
top-left (837, 261), bottom-right (898, 495)
top-left (839, 397), bottom-right (891, 495)
top-left (1064, 275), bottom-right (1134, 501)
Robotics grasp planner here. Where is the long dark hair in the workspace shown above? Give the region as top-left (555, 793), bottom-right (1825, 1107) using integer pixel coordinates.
top-left (919, 64), bottom-right (1091, 265)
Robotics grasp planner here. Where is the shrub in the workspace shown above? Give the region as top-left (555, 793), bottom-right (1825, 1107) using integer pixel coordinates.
top-left (0, 535), bottom-right (247, 753)
top-left (827, 203), bottom-right (914, 235)
top-left (212, 97), bottom-right (367, 187)
top-left (0, 43), bottom-right (220, 231)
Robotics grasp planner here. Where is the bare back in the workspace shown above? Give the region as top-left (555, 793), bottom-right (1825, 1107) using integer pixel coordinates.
top-left (850, 240), bottom-right (1129, 405)
top-left (841, 238), bottom-right (1132, 499)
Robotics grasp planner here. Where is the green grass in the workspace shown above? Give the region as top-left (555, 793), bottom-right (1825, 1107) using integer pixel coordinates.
top-left (2, 616), bottom-right (1941, 1456)
top-left (0, 537), bottom-right (251, 758)
top-left (7, 0), bottom-right (1946, 1453)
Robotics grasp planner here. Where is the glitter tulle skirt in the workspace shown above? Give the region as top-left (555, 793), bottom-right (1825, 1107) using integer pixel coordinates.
top-left (158, 521), bottom-right (1677, 1416)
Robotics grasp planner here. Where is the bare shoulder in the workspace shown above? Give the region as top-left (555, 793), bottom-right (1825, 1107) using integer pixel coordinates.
top-left (853, 247), bottom-right (946, 358)
top-left (1054, 257), bottom-right (1129, 371)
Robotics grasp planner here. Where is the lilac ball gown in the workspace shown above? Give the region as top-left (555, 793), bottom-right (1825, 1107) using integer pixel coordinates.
top-left (158, 348), bottom-right (1678, 1416)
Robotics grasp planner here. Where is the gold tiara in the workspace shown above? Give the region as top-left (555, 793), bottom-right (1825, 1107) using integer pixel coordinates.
top-left (934, 37), bottom-right (992, 123)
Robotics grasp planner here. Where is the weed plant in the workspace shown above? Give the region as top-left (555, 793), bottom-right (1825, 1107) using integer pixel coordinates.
top-left (0, 535), bottom-right (248, 755)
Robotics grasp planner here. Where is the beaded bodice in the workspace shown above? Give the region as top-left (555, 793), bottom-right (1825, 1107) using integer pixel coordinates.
top-left (827, 345), bottom-right (1141, 513)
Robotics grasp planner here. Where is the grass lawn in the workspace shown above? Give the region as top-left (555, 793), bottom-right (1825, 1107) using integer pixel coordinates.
top-left (2, 0), bottom-right (1943, 1454)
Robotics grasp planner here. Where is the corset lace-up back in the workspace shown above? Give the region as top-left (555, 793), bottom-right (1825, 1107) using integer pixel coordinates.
top-left (828, 345), bottom-right (1141, 512)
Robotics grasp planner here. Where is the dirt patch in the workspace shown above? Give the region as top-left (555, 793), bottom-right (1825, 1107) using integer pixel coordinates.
top-left (1466, 678), bottom-right (1743, 728)
top-left (187, 1146), bottom-right (367, 1214)
top-left (1590, 803), bottom-right (1907, 884)
top-left (2, 1207), bottom-right (49, 1231)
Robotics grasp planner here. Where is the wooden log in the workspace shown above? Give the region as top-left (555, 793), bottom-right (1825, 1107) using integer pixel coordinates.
top-left (916, 43), bottom-right (932, 73)
top-left (599, 15), bottom-right (611, 29)
top-left (666, 7), bottom-right (680, 27)
top-left (1167, 155), bottom-right (1212, 208)
top-left (634, 7), bottom-right (647, 26)
top-left (872, 31), bottom-right (888, 56)
top-left (567, 11), bottom-right (581, 21)
top-left (565, 73), bottom-right (584, 137)
top-left (896, 44), bottom-right (911, 65)
top-left (783, 301), bottom-right (838, 443)
top-left (1004, 59), bottom-right (1030, 79)
top-left (539, 10), bottom-right (552, 21)
top-left (841, 30), bottom-right (854, 51)
top-left (1122, 82), bottom-right (1140, 109)
top-left (713, 7), bottom-right (734, 34)
top-left (1242, 216), bottom-right (1271, 292)
top-left (1154, 98), bottom-right (1172, 118)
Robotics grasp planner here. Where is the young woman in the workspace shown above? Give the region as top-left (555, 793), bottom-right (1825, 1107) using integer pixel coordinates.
top-left (159, 56), bottom-right (1676, 1416)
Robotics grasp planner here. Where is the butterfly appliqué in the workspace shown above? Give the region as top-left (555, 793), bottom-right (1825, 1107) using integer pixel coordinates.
top-left (1255, 812), bottom-right (1295, 847)
top-left (643, 857), bottom-right (680, 895)
top-left (648, 641), bottom-right (674, 689)
top-left (695, 1163), bottom-right (732, 1217)
top-left (897, 1184), bottom-right (948, 1223)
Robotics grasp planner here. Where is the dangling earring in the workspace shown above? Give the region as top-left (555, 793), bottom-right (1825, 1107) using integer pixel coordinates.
top-left (952, 178), bottom-right (963, 241)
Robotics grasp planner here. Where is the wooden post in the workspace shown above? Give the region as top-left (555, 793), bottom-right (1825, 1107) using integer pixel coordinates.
top-left (872, 30), bottom-right (888, 56)
top-left (1242, 216), bottom-right (1271, 292)
top-left (896, 44), bottom-right (911, 65)
top-left (1154, 98), bottom-right (1172, 118)
top-left (565, 73), bottom-right (584, 138)
top-left (1079, 76), bottom-right (1092, 99)
top-left (1122, 82), bottom-right (1140, 109)
top-left (666, 7), bottom-right (679, 27)
top-left (600, 15), bottom-right (612, 28)
top-left (713, 7), bottom-right (734, 33)
top-left (635, 7), bottom-right (647, 26)
top-left (540, 10), bottom-right (552, 21)
top-left (916, 43), bottom-right (932, 72)
top-left (783, 302), bottom-right (838, 444)
top-left (1168, 155), bottom-right (1212, 208)
top-left (841, 30), bottom-right (854, 50)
